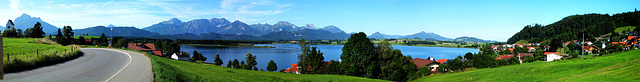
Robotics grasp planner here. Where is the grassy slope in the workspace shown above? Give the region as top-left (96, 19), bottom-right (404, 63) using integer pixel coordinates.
top-left (414, 49), bottom-right (640, 81)
top-left (3, 38), bottom-right (72, 59)
top-left (614, 26), bottom-right (636, 33)
top-left (145, 52), bottom-right (387, 82)
top-left (605, 26), bottom-right (637, 35)
top-left (3, 38), bottom-right (82, 72)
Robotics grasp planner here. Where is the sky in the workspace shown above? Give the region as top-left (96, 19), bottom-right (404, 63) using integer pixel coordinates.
top-left (1, 0), bottom-right (639, 42)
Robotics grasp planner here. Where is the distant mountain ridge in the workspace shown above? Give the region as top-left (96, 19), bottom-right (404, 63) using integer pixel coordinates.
top-left (143, 18), bottom-right (347, 36)
top-left (74, 26), bottom-right (160, 36)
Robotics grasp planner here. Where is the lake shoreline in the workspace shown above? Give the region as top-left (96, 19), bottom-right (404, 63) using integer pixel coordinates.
top-left (263, 43), bottom-right (479, 49)
top-left (182, 44), bottom-right (276, 48)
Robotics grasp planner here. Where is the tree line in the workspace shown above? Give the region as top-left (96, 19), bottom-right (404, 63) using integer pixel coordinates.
top-left (3, 22), bottom-right (46, 38)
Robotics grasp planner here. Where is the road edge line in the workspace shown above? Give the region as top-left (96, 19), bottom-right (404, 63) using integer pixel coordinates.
top-left (102, 49), bottom-right (133, 82)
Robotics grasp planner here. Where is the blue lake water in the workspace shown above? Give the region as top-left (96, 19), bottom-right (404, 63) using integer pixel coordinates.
top-left (180, 44), bottom-right (479, 71)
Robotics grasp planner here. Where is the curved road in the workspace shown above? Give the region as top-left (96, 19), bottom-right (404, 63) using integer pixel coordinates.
top-left (3, 48), bottom-right (153, 82)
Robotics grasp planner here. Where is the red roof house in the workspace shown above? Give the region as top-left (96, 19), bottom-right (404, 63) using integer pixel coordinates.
top-left (496, 55), bottom-right (514, 60)
top-left (436, 59), bottom-right (448, 64)
top-left (412, 58), bottom-right (439, 69)
top-left (284, 64), bottom-right (300, 74)
top-left (152, 51), bottom-right (162, 56)
top-left (127, 43), bottom-right (157, 51)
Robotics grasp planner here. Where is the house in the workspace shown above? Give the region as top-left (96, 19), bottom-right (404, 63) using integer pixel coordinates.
top-left (6, 19), bottom-right (14, 28)
top-left (436, 59), bottom-right (448, 64)
top-left (508, 48), bottom-right (514, 52)
top-left (152, 51), bottom-right (163, 56)
top-left (496, 55), bottom-right (514, 60)
top-left (527, 47), bottom-right (537, 52)
top-left (170, 52), bottom-right (190, 61)
top-left (127, 43), bottom-right (157, 54)
top-left (412, 58), bottom-right (440, 72)
top-left (581, 45), bottom-right (599, 54)
top-left (544, 52), bottom-right (563, 62)
top-left (516, 53), bottom-right (534, 58)
top-left (84, 39), bottom-right (93, 44)
top-left (516, 53), bottom-right (534, 63)
top-left (284, 64), bottom-right (300, 74)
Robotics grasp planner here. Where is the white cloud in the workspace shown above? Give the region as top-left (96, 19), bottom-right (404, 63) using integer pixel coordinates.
top-left (101, 0), bottom-right (115, 8)
top-left (9, 0), bottom-right (21, 13)
top-left (216, 0), bottom-right (290, 23)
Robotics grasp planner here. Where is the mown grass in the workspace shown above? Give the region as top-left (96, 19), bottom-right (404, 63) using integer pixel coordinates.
top-left (3, 38), bottom-right (83, 72)
top-left (138, 51), bottom-right (387, 82)
top-left (413, 49), bottom-right (640, 82)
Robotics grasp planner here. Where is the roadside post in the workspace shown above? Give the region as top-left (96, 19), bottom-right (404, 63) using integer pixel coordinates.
top-left (1, 34), bottom-right (4, 79)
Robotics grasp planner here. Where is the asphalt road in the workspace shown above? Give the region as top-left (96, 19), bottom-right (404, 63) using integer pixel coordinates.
top-left (2, 48), bottom-right (153, 82)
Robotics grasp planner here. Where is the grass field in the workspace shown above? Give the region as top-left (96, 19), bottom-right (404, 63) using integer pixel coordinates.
top-left (3, 38), bottom-right (82, 72)
top-left (141, 51), bottom-right (387, 82)
top-left (413, 49), bottom-right (640, 81)
top-left (614, 26), bottom-right (636, 33)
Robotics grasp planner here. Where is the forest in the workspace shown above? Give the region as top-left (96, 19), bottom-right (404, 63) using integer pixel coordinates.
top-left (507, 10), bottom-right (640, 43)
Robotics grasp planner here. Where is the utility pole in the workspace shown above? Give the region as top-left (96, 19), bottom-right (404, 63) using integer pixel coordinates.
top-left (582, 33), bottom-right (584, 58)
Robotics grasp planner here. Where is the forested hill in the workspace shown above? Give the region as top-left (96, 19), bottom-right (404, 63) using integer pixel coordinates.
top-left (507, 10), bottom-right (640, 43)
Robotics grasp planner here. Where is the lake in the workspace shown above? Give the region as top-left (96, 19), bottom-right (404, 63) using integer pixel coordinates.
top-left (180, 44), bottom-right (479, 71)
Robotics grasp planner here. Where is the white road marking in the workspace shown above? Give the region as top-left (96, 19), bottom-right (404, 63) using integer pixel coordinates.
top-left (101, 49), bottom-right (133, 82)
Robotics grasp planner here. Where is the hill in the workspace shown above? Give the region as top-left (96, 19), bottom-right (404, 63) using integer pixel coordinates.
top-left (414, 49), bottom-right (640, 81)
top-left (73, 26), bottom-right (160, 36)
top-left (368, 32), bottom-right (403, 39)
top-left (400, 31), bottom-right (452, 40)
top-left (508, 11), bottom-right (640, 43)
top-left (452, 36), bottom-right (498, 43)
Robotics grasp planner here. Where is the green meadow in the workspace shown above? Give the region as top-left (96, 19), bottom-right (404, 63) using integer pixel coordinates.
top-left (413, 49), bottom-right (640, 82)
top-left (3, 38), bottom-right (82, 72)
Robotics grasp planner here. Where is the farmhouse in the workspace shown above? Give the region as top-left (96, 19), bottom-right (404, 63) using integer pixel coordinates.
top-left (411, 58), bottom-right (440, 72)
top-left (544, 52), bottom-right (564, 62)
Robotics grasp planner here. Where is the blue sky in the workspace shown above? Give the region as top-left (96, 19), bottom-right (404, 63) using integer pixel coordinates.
top-left (1, 0), bottom-right (639, 41)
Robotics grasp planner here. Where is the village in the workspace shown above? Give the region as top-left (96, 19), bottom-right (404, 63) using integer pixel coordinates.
top-left (278, 30), bottom-right (640, 75)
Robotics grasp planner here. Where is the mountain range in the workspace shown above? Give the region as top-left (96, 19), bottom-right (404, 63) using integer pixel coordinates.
top-left (1, 13), bottom-right (59, 34)
top-left (1, 13), bottom-right (497, 42)
top-left (368, 31), bottom-right (498, 42)
top-left (141, 18), bottom-right (346, 36)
